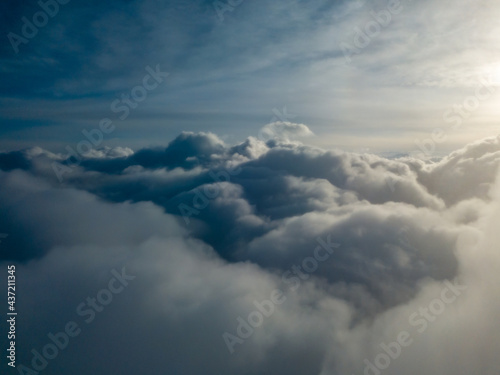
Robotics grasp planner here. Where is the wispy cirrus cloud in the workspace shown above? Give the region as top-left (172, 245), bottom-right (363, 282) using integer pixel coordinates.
top-left (3, 0), bottom-right (500, 153)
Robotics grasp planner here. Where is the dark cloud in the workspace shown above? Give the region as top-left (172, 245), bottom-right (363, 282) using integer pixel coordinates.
top-left (1, 128), bottom-right (500, 374)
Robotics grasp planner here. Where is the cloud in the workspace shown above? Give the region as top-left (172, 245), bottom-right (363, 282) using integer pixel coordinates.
top-left (1, 126), bottom-right (500, 374)
top-left (3, 0), bottom-right (500, 155)
top-left (259, 121), bottom-right (315, 142)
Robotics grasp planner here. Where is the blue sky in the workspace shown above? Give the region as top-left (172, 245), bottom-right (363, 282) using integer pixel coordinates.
top-left (1, 0), bottom-right (500, 153)
top-left (4, 2), bottom-right (500, 374)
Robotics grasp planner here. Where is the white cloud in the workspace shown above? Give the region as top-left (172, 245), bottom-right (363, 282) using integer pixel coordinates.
top-left (1, 127), bottom-right (500, 374)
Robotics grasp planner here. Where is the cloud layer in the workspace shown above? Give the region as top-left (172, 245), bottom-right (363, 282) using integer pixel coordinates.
top-left (1, 126), bottom-right (500, 374)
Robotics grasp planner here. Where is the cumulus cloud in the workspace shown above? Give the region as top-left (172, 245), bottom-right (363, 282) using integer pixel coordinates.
top-left (259, 121), bottom-right (315, 142)
top-left (1, 125), bottom-right (500, 375)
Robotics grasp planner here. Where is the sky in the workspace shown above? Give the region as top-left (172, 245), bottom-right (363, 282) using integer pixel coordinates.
top-left (2, 1), bottom-right (500, 375)
top-left (1, 0), bottom-right (500, 154)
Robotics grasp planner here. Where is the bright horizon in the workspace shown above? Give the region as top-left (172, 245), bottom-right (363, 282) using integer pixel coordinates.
top-left (1, 0), bottom-right (500, 155)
